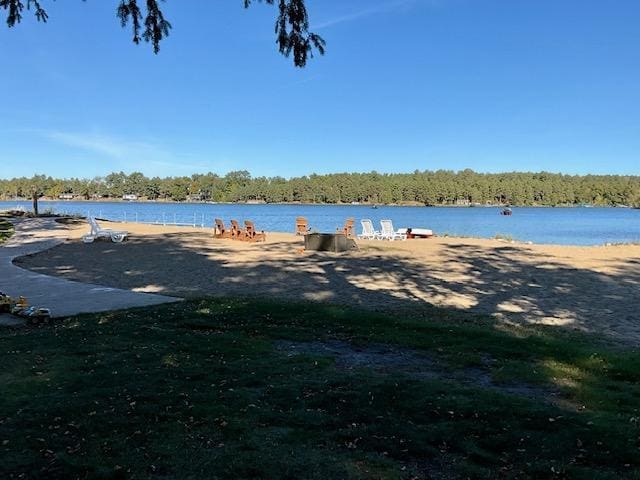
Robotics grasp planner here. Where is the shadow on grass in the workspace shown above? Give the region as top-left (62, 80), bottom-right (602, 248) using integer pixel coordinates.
top-left (1, 298), bottom-right (639, 479)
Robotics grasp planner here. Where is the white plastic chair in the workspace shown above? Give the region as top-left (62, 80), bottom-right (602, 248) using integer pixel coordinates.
top-left (358, 219), bottom-right (381, 240)
top-left (82, 217), bottom-right (128, 243)
top-left (380, 219), bottom-right (407, 241)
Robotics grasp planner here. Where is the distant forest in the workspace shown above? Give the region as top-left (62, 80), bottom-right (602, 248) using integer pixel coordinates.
top-left (1, 170), bottom-right (639, 207)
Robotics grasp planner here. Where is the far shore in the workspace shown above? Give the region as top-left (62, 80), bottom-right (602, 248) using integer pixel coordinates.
top-left (1, 198), bottom-right (634, 208)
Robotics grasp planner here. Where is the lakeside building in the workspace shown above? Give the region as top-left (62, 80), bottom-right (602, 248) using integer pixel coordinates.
top-left (186, 194), bottom-right (204, 202)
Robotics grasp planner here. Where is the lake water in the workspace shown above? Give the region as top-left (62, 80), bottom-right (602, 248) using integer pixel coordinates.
top-left (1, 201), bottom-right (640, 246)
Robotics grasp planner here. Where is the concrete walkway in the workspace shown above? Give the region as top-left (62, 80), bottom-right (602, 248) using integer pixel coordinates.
top-left (0, 217), bottom-right (180, 318)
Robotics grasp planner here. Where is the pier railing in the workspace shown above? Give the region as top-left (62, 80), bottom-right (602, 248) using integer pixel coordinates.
top-left (56, 209), bottom-right (208, 228)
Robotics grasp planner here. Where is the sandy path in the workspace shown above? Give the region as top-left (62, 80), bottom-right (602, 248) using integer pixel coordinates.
top-left (14, 219), bottom-right (640, 344)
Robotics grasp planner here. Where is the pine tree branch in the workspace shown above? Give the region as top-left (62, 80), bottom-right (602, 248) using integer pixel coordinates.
top-left (1, 0), bottom-right (324, 65)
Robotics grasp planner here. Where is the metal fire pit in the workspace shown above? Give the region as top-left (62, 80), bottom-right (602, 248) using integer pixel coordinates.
top-left (304, 233), bottom-right (357, 253)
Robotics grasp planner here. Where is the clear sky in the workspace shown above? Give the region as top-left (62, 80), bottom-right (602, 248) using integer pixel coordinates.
top-left (1, 0), bottom-right (639, 179)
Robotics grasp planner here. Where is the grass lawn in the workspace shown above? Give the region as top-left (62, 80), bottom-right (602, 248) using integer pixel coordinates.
top-left (0, 218), bottom-right (14, 243)
top-left (1, 298), bottom-right (639, 479)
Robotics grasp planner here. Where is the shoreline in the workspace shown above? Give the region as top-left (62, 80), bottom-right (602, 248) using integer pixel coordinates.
top-left (13, 218), bottom-right (640, 345)
top-left (1, 199), bottom-right (635, 208)
top-left (1, 209), bottom-right (639, 248)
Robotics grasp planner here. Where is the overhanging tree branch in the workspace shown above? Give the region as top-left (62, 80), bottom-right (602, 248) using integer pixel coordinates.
top-left (245, 0), bottom-right (325, 67)
top-left (1, 0), bottom-right (324, 66)
top-left (1, 0), bottom-right (47, 26)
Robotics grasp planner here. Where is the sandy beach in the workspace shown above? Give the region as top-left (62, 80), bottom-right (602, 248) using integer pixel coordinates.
top-left (13, 219), bottom-right (640, 345)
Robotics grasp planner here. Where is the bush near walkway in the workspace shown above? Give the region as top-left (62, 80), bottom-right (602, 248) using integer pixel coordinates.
top-left (0, 218), bottom-right (14, 244)
top-left (1, 298), bottom-right (639, 479)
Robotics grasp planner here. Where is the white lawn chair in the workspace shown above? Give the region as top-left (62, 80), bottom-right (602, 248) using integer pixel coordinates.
top-left (82, 217), bottom-right (128, 243)
top-left (358, 219), bottom-right (381, 240)
top-left (380, 219), bottom-right (407, 241)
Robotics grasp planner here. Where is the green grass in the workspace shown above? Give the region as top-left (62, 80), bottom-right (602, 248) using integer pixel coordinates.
top-left (1, 298), bottom-right (639, 479)
top-left (0, 218), bottom-right (14, 243)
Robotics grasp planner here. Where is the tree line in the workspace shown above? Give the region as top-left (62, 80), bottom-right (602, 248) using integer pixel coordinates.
top-left (1, 170), bottom-right (639, 207)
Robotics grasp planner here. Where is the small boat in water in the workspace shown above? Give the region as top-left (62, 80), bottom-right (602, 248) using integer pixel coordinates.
top-left (501, 207), bottom-right (513, 216)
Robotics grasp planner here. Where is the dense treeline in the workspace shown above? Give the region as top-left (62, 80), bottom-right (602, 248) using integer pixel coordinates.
top-left (1, 170), bottom-right (639, 207)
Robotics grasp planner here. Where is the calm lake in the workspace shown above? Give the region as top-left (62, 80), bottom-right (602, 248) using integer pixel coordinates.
top-left (2, 201), bottom-right (640, 246)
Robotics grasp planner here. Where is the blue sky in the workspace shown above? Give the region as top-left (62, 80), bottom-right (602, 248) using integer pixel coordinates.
top-left (1, 0), bottom-right (639, 179)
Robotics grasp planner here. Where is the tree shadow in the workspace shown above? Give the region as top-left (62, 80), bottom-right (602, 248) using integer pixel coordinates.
top-left (13, 233), bottom-right (640, 345)
top-left (0, 217), bottom-right (69, 257)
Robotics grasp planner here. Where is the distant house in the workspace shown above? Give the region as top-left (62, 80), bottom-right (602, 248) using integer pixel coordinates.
top-left (122, 194), bottom-right (138, 201)
top-left (59, 193), bottom-right (75, 200)
top-left (454, 198), bottom-right (471, 206)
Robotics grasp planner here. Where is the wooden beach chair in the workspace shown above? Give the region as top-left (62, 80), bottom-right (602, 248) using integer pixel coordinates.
top-left (213, 218), bottom-right (232, 239)
top-left (244, 220), bottom-right (267, 242)
top-left (230, 219), bottom-right (247, 241)
top-left (338, 217), bottom-right (355, 238)
top-left (295, 216), bottom-right (310, 235)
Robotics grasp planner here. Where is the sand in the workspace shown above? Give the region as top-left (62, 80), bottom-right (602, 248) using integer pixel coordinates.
top-left (13, 219), bottom-right (640, 345)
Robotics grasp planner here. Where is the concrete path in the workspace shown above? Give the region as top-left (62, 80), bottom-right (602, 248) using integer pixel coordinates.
top-left (0, 217), bottom-right (180, 318)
